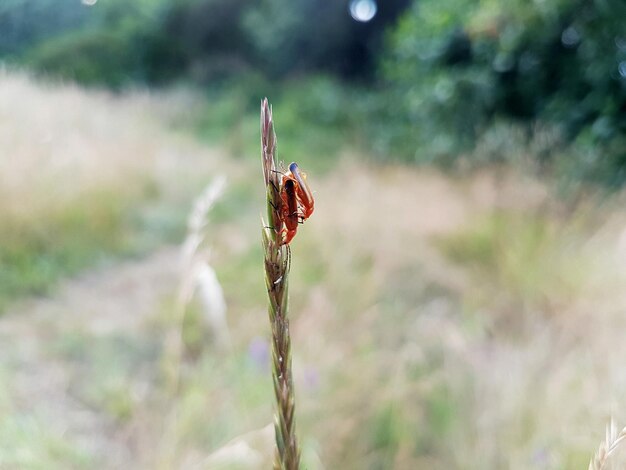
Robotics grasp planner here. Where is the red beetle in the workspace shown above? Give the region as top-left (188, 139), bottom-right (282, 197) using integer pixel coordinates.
top-left (278, 162), bottom-right (314, 245)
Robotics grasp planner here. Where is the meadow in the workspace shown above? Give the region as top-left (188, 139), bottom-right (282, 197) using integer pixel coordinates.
top-left (0, 70), bottom-right (626, 469)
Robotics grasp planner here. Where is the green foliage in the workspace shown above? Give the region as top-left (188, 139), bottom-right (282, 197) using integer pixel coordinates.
top-left (0, 182), bottom-right (167, 311)
top-left (160, 0), bottom-right (255, 82)
top-left (268, 77), bottom-right (359, 171)
top-left (53, 332), bottom-right (159, 423)
top-left (173, 353), bottom-right (272, 450)
top-left (161, 0), bottom-right (409, 79)
top-left (0, 192), bottom-right (125, 307)
top-left (368, 403), bottom-right (404, 466)
top-left (438, 210), bottom-right (595, 311)
top-left (8, 0), bottom-right (410, 85)
top-left (189, 76), bottom-right (361, 172)
top-left (0, 0), bottom-right (90, 56)
top-left (6, 0), bottom-right (253, 85)
top-left (18, 0), bottom-right (181, 87)
top-left (243, 0), bottom-right (357, 77)
top-left (0, 415), bottom-right (92, 469)
top-left (380, 0), bottom-right (626, 183)
top-left (26, 30), bottom-right (141, 88)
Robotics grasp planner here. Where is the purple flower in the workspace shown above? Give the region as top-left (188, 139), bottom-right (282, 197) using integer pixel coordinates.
top-left (248, 337), bottom-right (269, 371)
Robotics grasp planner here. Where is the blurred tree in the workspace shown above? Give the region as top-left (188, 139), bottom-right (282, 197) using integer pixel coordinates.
top-left (160, 0), bottom-right (255, 82)
top-left (380, 0), bottom-right (626, 183)
top-left (0, 0), bottom-right (89, 56)
top-left (8, 0), bottom-right (411, 85)
top-left (18, 0), bottom-right (181, 87)
top-left (155, 0), bottom-right (412, 81)
top-left (244, 0), bottom-right (411, 79)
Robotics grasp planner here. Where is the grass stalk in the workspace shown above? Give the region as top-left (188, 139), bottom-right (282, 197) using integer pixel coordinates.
top-left (261, 98), bottom-right (301, 470)
top-left (589, 419), bottom-right (626, 470)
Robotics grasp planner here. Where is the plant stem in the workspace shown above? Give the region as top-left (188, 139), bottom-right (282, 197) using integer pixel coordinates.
top-left (261, 98), bottom-right (300, 470)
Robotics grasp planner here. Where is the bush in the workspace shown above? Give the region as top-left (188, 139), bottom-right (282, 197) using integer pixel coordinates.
top-left (0, 0), bottom-right (90, 56)
top-left (25, 26), bottom-right (185, 88)
top-left (16, 0), bottom-right (180, 87)
top-left (243, 0), bottom-right (410, 79)
top-left (26, 30), bottom-right (141, 88)
top-left (7, 0), bottom-right (412, 86)
top-left (379, 0), bottom-right (626, 183)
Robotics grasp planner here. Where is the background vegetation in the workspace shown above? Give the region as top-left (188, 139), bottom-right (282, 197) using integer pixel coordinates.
top-left (0, 1), bottom-right (625, 468)
top-left (2, 0), bottom-right (623, 185)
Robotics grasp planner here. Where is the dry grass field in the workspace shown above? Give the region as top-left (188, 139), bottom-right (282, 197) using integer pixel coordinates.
top-left (1, 70), bottom-right (625, 469)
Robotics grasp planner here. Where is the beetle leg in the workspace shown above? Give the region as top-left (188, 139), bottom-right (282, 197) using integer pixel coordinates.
top-left (269, 179), bottom-right (281, 195)
top-left (264, 224), bottom-right (281, 232)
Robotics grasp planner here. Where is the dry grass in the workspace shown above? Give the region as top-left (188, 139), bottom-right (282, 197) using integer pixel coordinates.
top-left (261, 98), bottom-right (301, 469)
top-left (0, 68), bottom-right (224, 306)
top-left (1, 70), bottom-right (626, 469)
top-left (589, 420), bottom-right (626, 470)
top-left (0, 68), bottom-right (229, 208)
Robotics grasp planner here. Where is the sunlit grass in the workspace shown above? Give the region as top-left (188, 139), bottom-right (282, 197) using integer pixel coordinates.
top-left (187, 76), bottom-right (359, 174)
top-left (0, 415), bottom-right (92, 469)
top-left (1, 70), bottom-right (626, 469)
top-left (0, 188), bottom-right (150, 308)
top-left (0, 70), bottom-right (219, 310)
top-left (438, 208), bottom-right (604, 316)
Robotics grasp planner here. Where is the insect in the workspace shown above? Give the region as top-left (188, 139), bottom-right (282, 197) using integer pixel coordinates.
top-left (287, 162), bottom-right (314, 219)
top-left (277, 162), bottom-right (315, 245)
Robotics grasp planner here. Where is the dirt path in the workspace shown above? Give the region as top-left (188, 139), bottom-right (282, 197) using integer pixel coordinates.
top-left (0, 162), bottom-right (485, 468)
top-left (1, 163), bottom-right (623, 469)
top-left (0, 248), bottom-right (180, 468)
top-left (0, 164), bottom-right (549, 467)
